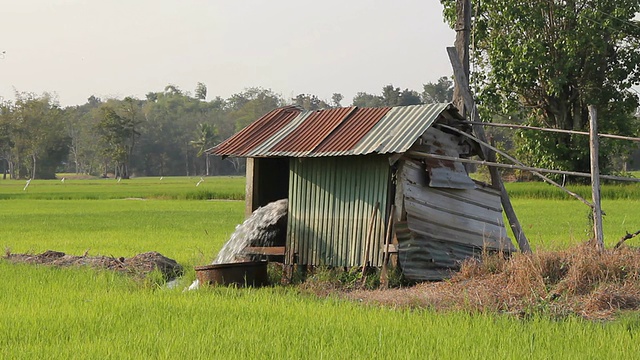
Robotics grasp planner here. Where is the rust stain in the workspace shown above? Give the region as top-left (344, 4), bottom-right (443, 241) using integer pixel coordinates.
top-left (314, 107), bottom-right (391, 153)
top-left (270, 107), bottom-right (356, 153)
top-left (211, 106), bottom-right (302, 156)
top-left (425, 158), bottom-right (456, 171)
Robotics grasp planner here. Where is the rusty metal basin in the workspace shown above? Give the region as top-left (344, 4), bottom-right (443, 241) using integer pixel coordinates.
top-left (194, 261), bottom-right (268, 287)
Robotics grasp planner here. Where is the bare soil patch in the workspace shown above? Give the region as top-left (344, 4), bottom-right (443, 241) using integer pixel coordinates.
top-left (3, 250), bottom-right (183, 280)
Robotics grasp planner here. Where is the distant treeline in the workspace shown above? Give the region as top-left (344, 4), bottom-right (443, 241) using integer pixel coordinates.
top-left (0, 79), bottom-right (454, 179)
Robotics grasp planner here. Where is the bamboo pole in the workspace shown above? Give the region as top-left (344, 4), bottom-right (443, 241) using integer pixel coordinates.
top-left (437, 124), bottom-right (593, 207)
top-left (589, 106), bottom-right (604, 250)
top-left (447, 46), bottom-right (531, 253)
top-left (463, 121), bottom-right (640, 143)
top-left (407, 151), bottom-right (640, 183)
top-left (380, 205), bottom-right (395, 289)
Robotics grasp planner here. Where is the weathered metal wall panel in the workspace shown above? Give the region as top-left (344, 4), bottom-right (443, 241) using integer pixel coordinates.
top-left (419, 127), bottom-right (476, 189)
top-left (286, 155), bottom-right (389, 267)
top-left (398, 159), bottom-right (515, 281)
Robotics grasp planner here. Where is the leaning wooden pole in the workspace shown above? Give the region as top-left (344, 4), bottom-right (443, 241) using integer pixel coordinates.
top-left (453, 0), bottom-right (471, 116)
top-left (589, 105), bottom-right (604, 250)
top-left (447, 47), bottom-right (531, 253)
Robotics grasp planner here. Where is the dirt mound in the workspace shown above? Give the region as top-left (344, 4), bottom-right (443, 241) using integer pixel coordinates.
top-left (4, 250), bottom-right (183, 280)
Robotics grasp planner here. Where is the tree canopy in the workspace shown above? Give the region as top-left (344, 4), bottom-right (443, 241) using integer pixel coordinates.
top-left (441, 0), bottom-right (640, 175)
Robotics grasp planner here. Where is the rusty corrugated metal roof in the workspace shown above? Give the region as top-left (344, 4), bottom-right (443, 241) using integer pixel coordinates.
top-left (270, 106), bottom-right (357, 155)
top-left (209, 103), bottom-right (461, 158)
top-left (209, 105), bottom-right (302, 157)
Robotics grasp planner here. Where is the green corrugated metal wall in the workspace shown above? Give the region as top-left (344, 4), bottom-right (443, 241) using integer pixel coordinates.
top-left (286, 155), bottom-right (389, 267)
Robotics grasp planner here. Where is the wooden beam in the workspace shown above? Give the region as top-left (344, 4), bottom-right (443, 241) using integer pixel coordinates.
top-left (447, 46), bottom-right (532, 253)
top-left (589, 106), bottom-right (604, 250)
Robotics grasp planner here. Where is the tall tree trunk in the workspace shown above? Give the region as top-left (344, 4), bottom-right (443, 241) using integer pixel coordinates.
top-left (185, 152), bottom-right (189, 176)
top-left (31, 154), bottom-right (37, 179)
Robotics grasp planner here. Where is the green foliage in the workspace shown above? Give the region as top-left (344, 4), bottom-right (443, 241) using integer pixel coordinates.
top-left (331, 93), bottom-right (344, 107)
top-left (96, 98), bottom-right (142, 179)
top-left (1, 92), bottom-right (71, 179)
top-left (227, 87), bottom-right (284, 131)
top-left (441, 0), bottom-right (640, 176)
top-left (422, 76), bottom-right (454, 103)
top-left (194, 82), bottom-right (207, 101)
top-left (353, 84), bottom-right (423, 108)
top-left (291, 94), bottom-right (330, 110)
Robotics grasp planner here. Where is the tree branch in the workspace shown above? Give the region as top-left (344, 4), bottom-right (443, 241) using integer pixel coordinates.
top-left (614, 230), bottom-right (640, 249)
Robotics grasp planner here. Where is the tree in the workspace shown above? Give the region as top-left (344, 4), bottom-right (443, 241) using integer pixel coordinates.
top-left (331, 93), bottom-right (344, 107)
top-left (64, 97), bottom-right (105, 175)
top-left (352, 85), bottom-right (422, 107)
top-left (190, 123), bottom-right (218, 176)
top-left (441, 0), bottom-right (640, 176)
top-left (422, 76), bottom-right (454, 103)
top-left (292, 94), bottom-right (330, 110)
top-left (164, 84), bottom-right (182, 96)
top-left (352, 92), bottom-right (384, 107)
top-left (195, 82), bottom-right (207, 101)
top-left (0, 101), bottom-right (14, 179)
top-left (9, 92), bottom-right (70, 179)
top-left (227, 88), bottom-right (284, 131)
top-left (96, 98), bottom-right (141, 179)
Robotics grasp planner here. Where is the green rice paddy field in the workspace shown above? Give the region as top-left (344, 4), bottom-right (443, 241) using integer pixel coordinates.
top-left (1, 176), bottom-right (640, 359)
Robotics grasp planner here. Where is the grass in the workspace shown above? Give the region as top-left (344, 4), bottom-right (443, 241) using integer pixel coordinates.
top-left (2, 262), bottom-right (640, 359)
top-left (0, 176), bottom-right (246, 200)
top-left (0, 199), bottom-right (244, 266)
top-left (504, 181), bottom-right (640, 200)
top-left (510, 199), bottom-right (640, 250)
top-left (2, 176), bottom-right (640, 358)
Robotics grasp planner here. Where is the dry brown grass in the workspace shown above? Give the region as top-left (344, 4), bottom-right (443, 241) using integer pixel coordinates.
top-left (341, 243), bottom-right (640, 320)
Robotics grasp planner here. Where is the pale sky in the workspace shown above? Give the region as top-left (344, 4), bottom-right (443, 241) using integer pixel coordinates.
top-left (0, 0), bottom-right (455, 107)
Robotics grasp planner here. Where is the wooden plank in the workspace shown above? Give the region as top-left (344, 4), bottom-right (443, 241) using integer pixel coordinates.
top-left (243, 247), bottom-right (286, 256)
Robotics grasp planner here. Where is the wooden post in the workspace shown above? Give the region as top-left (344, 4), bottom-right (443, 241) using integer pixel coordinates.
top-left (244, 158), bottom-right (257, 217)
top-left (589, 105), bottom-right (604, 250)
top-left (447, 47), bottom-right (531, 253)
top-left (453, 0), bottom-right (471, 117)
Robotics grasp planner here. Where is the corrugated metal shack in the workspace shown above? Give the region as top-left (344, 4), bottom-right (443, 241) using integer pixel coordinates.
top-left (209, 103), bottom-right (516, 280)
